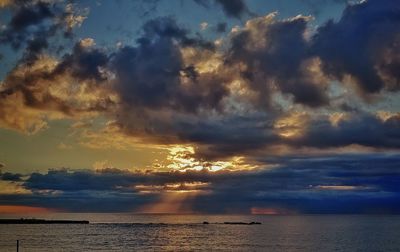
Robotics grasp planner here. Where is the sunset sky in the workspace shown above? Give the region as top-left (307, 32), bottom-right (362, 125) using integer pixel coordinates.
top-left (0, 0), bottom-right (400, 214)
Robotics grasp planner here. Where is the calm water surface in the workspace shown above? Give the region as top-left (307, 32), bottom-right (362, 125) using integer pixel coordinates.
top-left (0, 214), bottom-right (399, 251)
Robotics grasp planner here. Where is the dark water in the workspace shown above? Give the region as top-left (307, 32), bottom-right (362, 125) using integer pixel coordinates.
top-left (0, 214), bottom-right (399, 251)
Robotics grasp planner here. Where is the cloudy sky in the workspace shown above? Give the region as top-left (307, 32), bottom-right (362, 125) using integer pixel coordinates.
top-left (0, 0), bottom-right (400, 214)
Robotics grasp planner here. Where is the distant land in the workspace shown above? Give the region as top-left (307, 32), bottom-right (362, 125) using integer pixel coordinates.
top-left (0, 219), bottom-right (89, 224)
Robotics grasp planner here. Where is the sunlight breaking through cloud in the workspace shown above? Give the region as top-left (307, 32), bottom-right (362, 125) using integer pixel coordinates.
top-left (163, 145), bottom-right (262, 172)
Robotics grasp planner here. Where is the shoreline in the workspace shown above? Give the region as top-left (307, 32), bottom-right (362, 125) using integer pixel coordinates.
top-left (0, 218), bottom-right (89, 224)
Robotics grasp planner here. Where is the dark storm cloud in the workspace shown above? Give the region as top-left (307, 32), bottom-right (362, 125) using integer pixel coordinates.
top-left (291, 113), bottom-right (400, 149)
top-left (23, 35), bottom-right (51, 64)
top-left (227, 14), bottom-right (329, 108)
top-left (28, 169), bottom-right (138, 192)
top-left (170, 111), bottom-right (400, 159)
top-left (311, 0), bottom-right (400, 95)
top-left (0, 37), bottom-right (115, 134)
top-left (0, 15), bottom-right (224, 134)
top-left (52, 42), bottom-right (109, 82)
top-left (0, 36), bottom-right (112, 102)
top-left (174, 113), bottom-right (279, 159)
top-left (140, 17), bottom-right (215, 49)
top-left (214, 0), bottom-right (250, 18)
top-left (194, 0), bottom-right (251, 19)
top-left (110, 17), bottom-right (227, 114)
top-left (0, 172), bottom-right (22, 181)
top-left (22, 168), bottom-right (215, 192)
top-left (1, 154), bottom-right (400, 213)
top-left (0, 1), bottom-right (57, 64)
top-left (8, 1), bottom-right (54, 31)
top-left (225, 0), bottom-right (400, 106)
top-left (0, 1), bottom-right (86, 65)
top-left (1, 0), bottom-right (400, 160)
top-left (0, 163), bottom-right (22, 181)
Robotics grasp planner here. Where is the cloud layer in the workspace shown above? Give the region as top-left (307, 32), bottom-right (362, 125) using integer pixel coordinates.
top-left (1, 154), bottom-right (399, 213)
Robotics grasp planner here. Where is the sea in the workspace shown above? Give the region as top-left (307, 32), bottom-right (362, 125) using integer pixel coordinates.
top-left (0, 214), bottom-right (399, 251)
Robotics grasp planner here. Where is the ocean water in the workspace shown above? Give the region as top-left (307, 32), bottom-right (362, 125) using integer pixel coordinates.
top-left (0, 214), bottom-right (399, 251)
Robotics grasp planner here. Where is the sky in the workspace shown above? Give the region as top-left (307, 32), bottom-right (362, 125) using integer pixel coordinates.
top-left (0, 0), bottom-right (400, 214)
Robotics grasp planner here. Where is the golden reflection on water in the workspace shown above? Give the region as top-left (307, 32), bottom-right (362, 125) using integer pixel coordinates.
top-left (0, 214), bottom-right (399, 251)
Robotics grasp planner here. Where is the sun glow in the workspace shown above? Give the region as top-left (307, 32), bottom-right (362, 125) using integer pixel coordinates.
top-left (135, 182), bottom-right (211, 194)
top-left (161, 145), bottom-right (261, 172)
top-left (135, 143), bottom-right (265, 213)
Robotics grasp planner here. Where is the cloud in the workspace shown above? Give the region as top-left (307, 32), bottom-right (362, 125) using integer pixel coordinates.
top-left (1, 1), bottom-right (400, 162)
top-left (0, 153), bottom-right (398, 213)
top-left (110, 17), bottom-right (222, 113)
top-left (167, 110), bottom-right (400, 159)
top-left (63, 3), bottom-right (88, 32)
top-left (52, 40), bottom-right (109, 82)
top-left (0, 1), bottom-right (55, 65)
top-left (194, 0), bottom-right (251, 19)
top-left (0, 51), bottom-right (115, 134)
top-left (1, 172), bottom-right (22, 181)
top-left (227, 13), bottom-right (329, 108)
top-left (288, 112), bottom-right (400, 149)
top-left (0, 1), bottom-right (88, 64)
top-left (24, 168), bottom-right (141, 191)
top-left (311, 0), bottom-right (400, 96)
top-left (107, 17), bottom-right (233, 144)
top-left (214, 0), bottom-right (251, 18)
top-left (0, 35), bottom-right (119, 134)
top-left (173, 113), bottom-right (279, 159)
top-left (0, 165), bottom-right (22, 181)
top-left (8, 1), bottom-right (54, 31)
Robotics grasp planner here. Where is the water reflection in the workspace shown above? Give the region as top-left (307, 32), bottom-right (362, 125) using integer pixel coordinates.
top-left (0, 215), bottom-right (399, 251)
